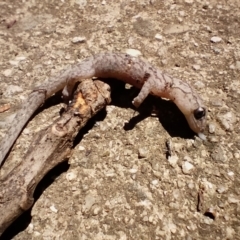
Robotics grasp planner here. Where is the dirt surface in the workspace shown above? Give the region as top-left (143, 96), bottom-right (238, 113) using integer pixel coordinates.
top-left (0, 0), bottom-right (240, 239)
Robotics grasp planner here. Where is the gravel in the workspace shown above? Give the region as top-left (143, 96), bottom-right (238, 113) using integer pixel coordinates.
top-left (0, 0), bottom-right (240, 239)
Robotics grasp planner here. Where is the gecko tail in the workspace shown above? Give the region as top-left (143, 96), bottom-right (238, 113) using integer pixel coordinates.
top-left (62, 59), bottom-right (96, 99)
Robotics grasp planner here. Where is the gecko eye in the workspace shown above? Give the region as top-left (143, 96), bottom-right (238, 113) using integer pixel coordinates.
top-left (193, 107), bottom-right (206, 120)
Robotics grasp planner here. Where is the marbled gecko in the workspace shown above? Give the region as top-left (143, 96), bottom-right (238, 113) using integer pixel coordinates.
top-left (0, 52), bottom-right (207, 166)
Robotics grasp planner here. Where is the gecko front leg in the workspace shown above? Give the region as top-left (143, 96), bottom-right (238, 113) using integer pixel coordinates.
top-left (62, 78), bottom-right (77, 100)
top-left (132, 73), bottom-right (152, 108)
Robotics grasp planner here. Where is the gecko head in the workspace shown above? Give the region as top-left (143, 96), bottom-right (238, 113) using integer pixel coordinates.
top-left (185, 107), bottom-right (207, 140)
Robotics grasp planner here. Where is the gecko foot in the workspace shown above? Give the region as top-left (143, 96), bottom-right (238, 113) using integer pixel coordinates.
top-left (132, 98), bottom-right (141, 108)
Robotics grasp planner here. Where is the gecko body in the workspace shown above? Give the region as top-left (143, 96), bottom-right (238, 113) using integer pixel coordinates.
top-left (60, 53), bottom-right (206, 135)
top-left (0, 52), bottom-right (207, 166)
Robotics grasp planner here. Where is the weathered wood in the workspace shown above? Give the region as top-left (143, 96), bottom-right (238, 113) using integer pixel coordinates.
top-left (0, 79), bottom-right (111, 235)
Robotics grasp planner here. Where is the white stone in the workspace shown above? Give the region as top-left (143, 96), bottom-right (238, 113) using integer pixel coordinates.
top-left (93, 206), bottom-right (101, 215)
top-left (50, 205), bottom-right (58, 213)
top-left (3, 69), bottom-right (13, 77)
top-left (78, 145), bottom-right (85, 151)
top-left (155, 33), bottom-right (163, 41)
top-left (75, 0), bottom-right (87, 7)
top-left (236, 61), bottom-right (240, 69)
top-left (192, 64), bottom-right (200, 70)
top-left (72, 36), bottom-right (86, 43)
top-left (208, 123), bottom-right (216, 133)
top-left (163, 24), bottom-right (190, 34)
top-left (210, 36), bottom-right (222, 43)
top-left (82, 193), bottom-right (96, 213)
top-left (151, 179), bottom-right (159, 185)
top-left (138, 147), bottom-right (148, 158)
top-left (125, 49), bottom-right (142, 57)
top-left (228, 196), bottom-right (239, 203)
top-left (66, 171), bottom-right (77, 181)
top-left (182, 161), bottom-right (194, 174)
top-left (15, 56), bottom-right (27, 61)
top-left (168, 155), bottom-right (178, 167)
top-left (216, 185), bottom-right (227, 194)
top-left (129, 168), bottom-right (138, 174)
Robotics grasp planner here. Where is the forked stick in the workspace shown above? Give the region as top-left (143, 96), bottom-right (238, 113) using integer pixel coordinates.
top-left (0, 79), bottom-right (111, 236)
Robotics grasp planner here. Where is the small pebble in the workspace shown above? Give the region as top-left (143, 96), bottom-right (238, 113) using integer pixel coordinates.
top-left (129, 168), bottom-right (138, 174)
top-left (192, 64), bottom-right (200, 70)
top-left (218, 201), bottom-right (225, 208)
top-left (228, 196), bottom-right (239, 203)
top-left (125, 49), bottom-right (142, 57)
top-left (188, 182), bottom-right (195, 189)
top-left (211, 36), bottom-right (222, 43)
top-left (228, 171), bottom-right (234, 176)
top-left (82, 194), bottom-right (96, 213)
top-left (234, 152), bottom-right (240, 159)
top-left (124, 149), bottom-right (133, 156)
top-left (226, 227), bottom-right (235, 239)
top-left (168, 155), bottom-right (178, 167)
top-left (179, 11), bottom-right (185, 17)
top-left (163, 24), bottom-right (189, 34)
top-left (3, 69), bottom-right (13, 77)
top-left (151, 179), bottom-right (159, 186)
top-left (141, 163), bottom-right (149, 174)
top-left (93, 206), bottom-right (101, 215)
top-left (66, 171), bottom-right (77, 181)
top-left (208, 123), bottom-right (216, 133)
top-left (27, 223), bottom-right (34, 231)
top-left (78, 145), bottom-right (85, 151)
top-left (15, 56), bottom-right (27, 61)
top-left (201, 150), bottom-right (208, 157)
top-left (235, 61), bottom-right (240, 70)
top-left (194, 81), bottom-right (205, 89)
top-left (50, 205), bottom-right (58, 213)
top-left (216, 185), bottom-right (227, 194)
top-left (33, 231), bottom-right (41, 237)
top-left (9, 56), bottom-right (27, 66)
top-left (143, 216), bottom-right (148, 222)
top-left (217, 111), bottom-right (236, 131)
top-left (210, 98), bottom-right (223, 107)
top-left (138, 147), bottom-right (149, 158)
top-left (65, 54), bottom-right (71, 60)
top-left (169, 223), bottom-right (177, 233)
top-left (155, 33), bottom-right (163, 41)
top-left (213, 47), bottom-right (221, 54)
top-left (182, 161), bottom-right (194, 174)
top-left (211, 146), bottom-right (227, 162)
top-left (72, 36), bottom-right (86, 43)
top-left (203, 217), bottom-right (214, 225)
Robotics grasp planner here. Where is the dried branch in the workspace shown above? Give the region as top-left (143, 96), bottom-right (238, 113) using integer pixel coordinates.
top-left (0, 79), bottom-right (111, 235)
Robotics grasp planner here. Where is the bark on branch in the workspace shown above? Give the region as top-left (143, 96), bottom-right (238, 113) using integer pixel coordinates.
top-left (0, 79), bottom-right (111, 235)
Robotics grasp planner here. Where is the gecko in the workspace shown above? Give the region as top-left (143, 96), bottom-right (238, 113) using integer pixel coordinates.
top-left (0, 52), bottom-right (207, 166)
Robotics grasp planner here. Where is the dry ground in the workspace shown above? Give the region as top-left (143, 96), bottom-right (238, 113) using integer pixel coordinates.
top-left (0, 0), bottom-right (240, 239)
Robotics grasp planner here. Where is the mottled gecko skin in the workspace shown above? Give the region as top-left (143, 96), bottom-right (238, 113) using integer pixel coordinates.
top-left (45, 52), bottom-right (206, 135)
top-left (0, 52), bottom-right (207, 166)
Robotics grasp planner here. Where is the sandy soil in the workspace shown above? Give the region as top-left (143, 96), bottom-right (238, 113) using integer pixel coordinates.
top-left (0, 0), bottom-right (240, 239)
